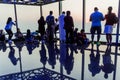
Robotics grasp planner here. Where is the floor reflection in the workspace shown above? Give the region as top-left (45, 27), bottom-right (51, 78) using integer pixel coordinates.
top-left (88, 44), bottom-right (101, 77)
top-left (0, 41), bottom-right (119, 80)
top-left (39, 43), bottom-right (47, 68)
top-left (0, 42), bottom-right (7, 52)
top-left (101, 45), bottom-right (115, 79)
top-left (8, 45), bottom-right (19, 66)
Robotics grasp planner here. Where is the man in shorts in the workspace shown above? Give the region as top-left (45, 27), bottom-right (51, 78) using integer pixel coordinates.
top-left (90, 7), bottom-right (104, 45)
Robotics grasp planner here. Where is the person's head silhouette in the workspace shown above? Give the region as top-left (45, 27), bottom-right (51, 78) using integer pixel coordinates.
top-left (104, 73), bottom-right (108, 79)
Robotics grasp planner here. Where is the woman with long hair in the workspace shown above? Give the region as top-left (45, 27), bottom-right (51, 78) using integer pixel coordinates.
top-left (4, 17), bottom-right (15, 43)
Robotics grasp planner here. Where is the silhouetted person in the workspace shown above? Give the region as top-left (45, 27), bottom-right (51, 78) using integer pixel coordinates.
top-left (64, 11), bottom-right (74, 43)
top-left (46, 11), bottom-right (55, 42)
top-left (39, 43), bottom-right (47, 67)
top-left (104, 6), bottom-right (118, 45)
top-left (88, 45), bottom-right (101, 77)
top-left (38, 16), bottom-right (46, 41)
top-left (4, 17), bottom-right (16, 43)
top-left (58, 11), bottom-right (66, 43)
top-left (25, 29), bottom-right (34, 43)
top-left (101, 45), bottom-right (115, 79)
top-left (78, 29), bottom-right (89, 45)
top-left (90, 7), bottom-right (104, 46)
top-left (8, 45), bottom-right (19, 65)
top-left (15, 28), bottom-right (24, 41)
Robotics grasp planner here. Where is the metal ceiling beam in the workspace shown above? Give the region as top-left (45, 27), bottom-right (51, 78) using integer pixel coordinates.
top-left (0, 0), bottom-right (64, 6)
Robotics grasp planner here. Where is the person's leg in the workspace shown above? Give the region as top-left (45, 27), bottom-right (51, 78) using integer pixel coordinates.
top-left (6, 30), bottom-right (12, 40)
top-left (109, 25), bottom-right (113, 44)
top-left (70, 29), bottom-right (74, 43)
top-left (91, 34), bottom-right (94, 42)
top-left (90, 27), bottom-right (95, 43)
top-left (97, 34), bottom-right (100, 42)
top-left (106, 34), bottom-right (109, 44)
top-left (109, 34), bottom-right (112, 44)
top-left (96, 27), bottom-right (102, 46)
top-left (97, 27), bottom-right (101, 42)
top-left (48, 25), bottom-right (53, 42)
top-left (49, 28), bottom-right (53, 42)
top-left (9, 30), bottom-right (13, 40)
top-left (65, 30), bottom-right (69, 43)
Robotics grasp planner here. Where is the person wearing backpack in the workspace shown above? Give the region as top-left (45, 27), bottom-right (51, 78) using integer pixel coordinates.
top-left (104, 6), bottom-right (118, 45)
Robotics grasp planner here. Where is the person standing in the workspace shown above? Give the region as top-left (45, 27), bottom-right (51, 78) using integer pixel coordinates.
top-left (38, 16), bottom-right (46, 41)
top-left (104, 6), bottom-right (118, 45)
top-left (46, 11), bottom-right (55, 42)
top-left (64, 11), bottom-right (74, 43)
top-left (58, 11), bottom-right (66, 43)
top-left (4, 17), bottom-right (16, 43)
top-left (90, 7), bottom-right (104, 45)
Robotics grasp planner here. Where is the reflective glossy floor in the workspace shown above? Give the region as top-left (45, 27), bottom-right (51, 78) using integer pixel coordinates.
top-left (0, 40), bottom-right (120, 80)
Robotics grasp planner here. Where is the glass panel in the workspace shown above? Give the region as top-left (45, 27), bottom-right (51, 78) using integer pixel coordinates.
top-left (62, 0), bottom-right (82, 32)
top-left (86, 0), bottom-right (119, 42)
top-left (16, 5), bottom-right (40, 32)
top-left (0, 0), bottom-right (120, 80)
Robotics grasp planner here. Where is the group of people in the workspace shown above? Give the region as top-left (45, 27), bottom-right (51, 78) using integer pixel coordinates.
top-left (90, 6), bottom-right (118, 45)
top-left (0, 17), bottom-right (39, 44)
top-left (0, 6), bottom-right (118, 45)
top-left (38, 11), bottom-right (59, 42)
top-left (38, 6), bottom-right (118, 45)
top-left (38, 10), bottom-right (88, 45)
top-left (0, 17), bottom-right (24, 43)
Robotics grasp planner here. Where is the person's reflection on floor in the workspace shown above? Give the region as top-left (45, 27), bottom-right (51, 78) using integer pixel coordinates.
top-left (14, 41), bottom-right (24, 52)
top-left (8, 45), bottom-right (19, 65)
top-left (64, 44), bottom-right (75, 75)
top-left (25, 41), bottom-right (38, 55)
top-left (0, 42), bottom-right (7, 52)
top-left (47, 42), bottom-right (56, 69)
top-left (39, 43), bottom-right (47, 68)
top-left (101, 45), bottom-right (115, 79)
top-left (54, 42), bottom-right (60, 60)
top-left (88, 44), bottom-right (101, 77)
top-left (59, 42), bottom-right (67, 65)
top-left (26, 43), bottom-right (33, 55)
top-left (70, 44), bottom-right (78, 54)
top-left (78, 43), bottom-right (89, 54)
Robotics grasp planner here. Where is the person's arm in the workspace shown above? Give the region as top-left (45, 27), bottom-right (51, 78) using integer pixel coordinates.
top-left (12, 21), bottom-right (16, 25)
top-left (101, 13), bottom-right (105, 21)
top-left (44, 20), bottom-right (46, 25)
top-left (46, 16), bottom-right (48, 24)
top-left (89, 15), bottom-right (92, 21)
top-left (113, 13), bottom-right (118, 24)
top-left (70, 17), bottom-right (74, 30)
